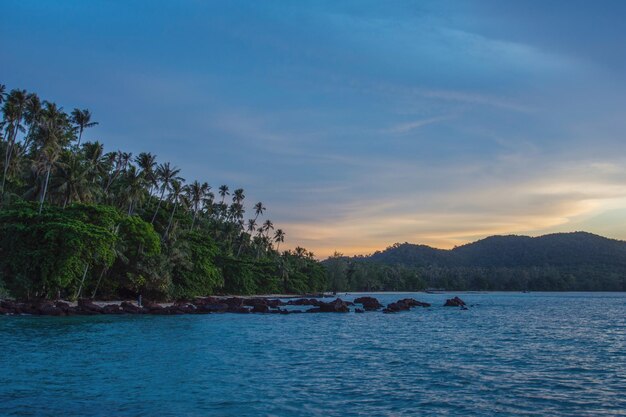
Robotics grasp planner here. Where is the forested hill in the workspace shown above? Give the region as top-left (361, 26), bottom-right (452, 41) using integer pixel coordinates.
top-left (367, 232), bottom-right (626, 268)
top-left (323, 232), bottom-right (626, 292)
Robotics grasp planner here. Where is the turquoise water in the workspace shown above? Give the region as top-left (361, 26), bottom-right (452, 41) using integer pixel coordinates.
top-left (1, 292), bottom-right (625, 416)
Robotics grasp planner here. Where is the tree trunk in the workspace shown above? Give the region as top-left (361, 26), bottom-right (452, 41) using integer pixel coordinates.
top-left (191, 209), bottom-right (197, 230)
top-left (76, 127), bottom-right (83, 148)
top-left (75, 263), bottom-right (89, 300)
top-left (151, 186), bottom-right (166, 224)
top-left (38, 164), bottom-right (52, 215)
top-left (0, 123), bottom-right (19, 196)
top-left (164, 202), bottom-right (177, 238)
top-left (91, 267), bottom-right (107, 299)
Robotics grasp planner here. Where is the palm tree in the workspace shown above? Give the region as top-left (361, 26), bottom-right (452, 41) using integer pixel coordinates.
top-left (0, 84), bottom-right (6, 104)
top-left (36, 142), bottom-right (61, 214)
top-left (218, 184), bottom-right (229, 203)
top-left (261, 219), bottom-right (274, 238)
top-left (253, 202), bottom-right (266, 221)
top-left (21, 93), bottom-right (42, 154)
top-left (274, 229), bottom-right (285, 251)
top-left (232, 188), bottom-right (245, 204)
top-left (135, 152), bottom-right (157, 194)
top-left (151, 162), bottom-right (182, 224)
top-left (121, 165), bottom-right (147, 215)
top-left (164, 179), bottom-right (187, 238)
top-left (82, 141), bottom-right (106, 184)
top-left (70, 108), bottom-right (98, 147)
top-left (188, 180), bottom-right (209, 229)
top-left (1, 89), bottom-right (29, 195)
top-left (34, 104), bottom-right (68, 214)
top-left (104, 151), bottom-right (132, 193)
top-left (54, 155), bottom-right (96, 207)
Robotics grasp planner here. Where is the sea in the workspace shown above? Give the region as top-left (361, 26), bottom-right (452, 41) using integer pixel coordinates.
top-left (1, 292), bottom-right (625, 416)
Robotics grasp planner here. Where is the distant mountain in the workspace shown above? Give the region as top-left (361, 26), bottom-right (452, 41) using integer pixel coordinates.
top-left (323, 232), bottom-right (626, 292)
top-left (365, 232), bottom-right (626, 268)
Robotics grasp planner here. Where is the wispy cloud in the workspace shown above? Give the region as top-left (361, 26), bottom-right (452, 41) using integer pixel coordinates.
top-left (381, 115), bottom-right (451, 134)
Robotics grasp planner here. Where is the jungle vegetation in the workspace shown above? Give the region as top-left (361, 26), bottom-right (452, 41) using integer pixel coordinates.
top-left (0, 84), bottom-right (326, 300)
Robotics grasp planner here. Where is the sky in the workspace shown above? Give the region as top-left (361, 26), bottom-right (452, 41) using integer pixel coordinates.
top-left (2, 0), bottom-right (626, 258)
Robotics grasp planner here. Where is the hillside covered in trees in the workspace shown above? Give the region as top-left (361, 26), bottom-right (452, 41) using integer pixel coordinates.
top-left (0, 84), bottom-right (325, 300)
top-left (325, 233), bottom-right (626, 292)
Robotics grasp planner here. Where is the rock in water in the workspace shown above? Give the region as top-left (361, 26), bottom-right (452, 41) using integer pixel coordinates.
top-left (444, 296), bottom-right (466, 307)
top-left (307, 298), bottom-right (350, 313)
top-left (353, 296), bottom-right (383, 311)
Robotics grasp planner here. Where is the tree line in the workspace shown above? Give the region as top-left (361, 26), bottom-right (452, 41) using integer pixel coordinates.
top-left (0, 84), bottom-right (326, 300)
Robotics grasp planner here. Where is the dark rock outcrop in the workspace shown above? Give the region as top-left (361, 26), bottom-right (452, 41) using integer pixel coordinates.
top-left (383, 298), bottom-right (431, 313)
top-left (287, 298), bottom-right (321, 306)
top-left (307, 298), bottom-right (350, 313)
top-left (120, 301), bottom-right (144, 314)
top-left (444, 296), bottom-right (466, 307)
top-left (251, 304), bottom-right (270, 313)
top-left (101, 304), bottom-right (123, 314)
top-left (354, 296), bottom-right (383, 311)
top-left (77, 299), bottom-right (103, 314)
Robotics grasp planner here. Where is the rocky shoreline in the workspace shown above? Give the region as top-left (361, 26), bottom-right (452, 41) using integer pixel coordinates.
top-left (0, 296), bottom-right (467, 316)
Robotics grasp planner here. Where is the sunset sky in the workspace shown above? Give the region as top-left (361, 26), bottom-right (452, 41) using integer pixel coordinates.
top-left (3, 0), bottom-right (626, 257)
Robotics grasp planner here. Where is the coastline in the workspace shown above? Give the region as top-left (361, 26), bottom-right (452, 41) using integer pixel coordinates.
top-left (0, 294), bottom-right (467, 316)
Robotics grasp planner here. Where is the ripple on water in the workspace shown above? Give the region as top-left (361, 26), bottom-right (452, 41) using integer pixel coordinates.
top-left (0, 292), bottom-right (625, 416)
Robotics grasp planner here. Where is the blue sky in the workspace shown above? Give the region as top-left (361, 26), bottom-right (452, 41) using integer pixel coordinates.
top-left (2, 0), bottom-right (626, 257)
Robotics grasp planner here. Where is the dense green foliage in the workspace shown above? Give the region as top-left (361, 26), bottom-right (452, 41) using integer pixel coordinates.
top-left (0, 83), bottom-right (325, 300)
top-left (325, 233), bottom-right (626, 292)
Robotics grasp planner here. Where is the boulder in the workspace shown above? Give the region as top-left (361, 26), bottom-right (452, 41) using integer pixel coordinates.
top-left (223, 297), bottom-right (245, 308)
top-left (383, 298), bottom-right (431, 313)
top-left (354, 308), bottom-right (365, 313)
top-left (120, 301), bottom-right (144, 314)
top-left (228, 306), bottom-right (250, 314)
top-left (354, 296), bottom-right (383, 311)
top-left (201, 303), bottom-right (229, 313)
top-left (101, 304), bottom-right (123, 314)
top-left (251, 304), bottom-right (270, 313)
top-left (266, 299), bottom-right (285, 308)
top-left (77, 299), bottom-right (103, 314)
top-left (1, 300), bottom-right (18, 313)
top-left (307, 298), bottom-right (350, 313)
top-left (397, 298), bottom-right (431, 308)
top-left (444, 296), bottom-right (466, 307)
top-left (287, 298), bottom-right (321, 306)
top-left (38, 303), bottom-right (64, 316)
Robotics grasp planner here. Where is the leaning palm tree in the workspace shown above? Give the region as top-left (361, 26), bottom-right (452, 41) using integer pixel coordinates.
top-left (164, 179), bottom-right (187, 238)
top-left (70, 108), bottom-right (98, 147)
top-left (36, 143), bottom-right (62, 214)
top-left (253, 202), bottom-right (266, 221)
top-left (151, 162), bottom-right (182, 224)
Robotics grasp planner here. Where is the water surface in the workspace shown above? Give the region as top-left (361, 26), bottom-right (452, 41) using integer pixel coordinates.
top-left (1, 292), bottom-right (625, 416)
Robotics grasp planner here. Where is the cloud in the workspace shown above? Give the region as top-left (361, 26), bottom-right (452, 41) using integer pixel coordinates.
top-left (381, 115), bottom-right (451, 134)
top-left (278, 157), bottom-right (626, 258)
